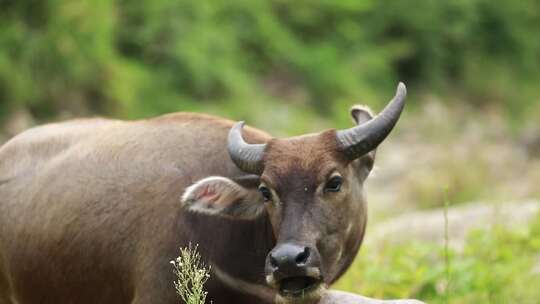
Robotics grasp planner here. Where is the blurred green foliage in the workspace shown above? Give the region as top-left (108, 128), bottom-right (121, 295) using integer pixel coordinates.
top-left (336, 214), bottom-right (540, 303)
top-left (1, 1), bottom-right (539, 302)
top-left (1, 0), bottom-right (539, 129)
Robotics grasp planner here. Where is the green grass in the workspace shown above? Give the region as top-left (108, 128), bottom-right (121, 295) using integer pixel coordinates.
top-left (335, 212), bottom-right (540, 303)
top-left (443, 187), bottom-right (450, 304)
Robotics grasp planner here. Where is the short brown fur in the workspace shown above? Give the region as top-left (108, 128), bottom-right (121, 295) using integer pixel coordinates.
top-left (0, 107), bottom-right (380, 304)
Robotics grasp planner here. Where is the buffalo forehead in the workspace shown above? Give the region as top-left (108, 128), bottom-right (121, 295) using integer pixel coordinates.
top-left (263, 130), bottom-right (347, 190)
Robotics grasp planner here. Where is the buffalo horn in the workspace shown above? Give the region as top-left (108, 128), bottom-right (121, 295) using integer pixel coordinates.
top-left (336, 82), bottom-right (407, 159)
top-left (227, 121), bottom-right (266, 174)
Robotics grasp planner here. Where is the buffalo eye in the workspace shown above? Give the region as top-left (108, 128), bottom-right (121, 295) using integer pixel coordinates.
top-left (258, 186), bottom-right (272, 202)
top-left (325, 176), bottom-right (343, 192)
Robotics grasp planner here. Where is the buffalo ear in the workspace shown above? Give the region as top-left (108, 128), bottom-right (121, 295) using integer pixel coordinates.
top-left (181, 176), bottom-right (264, 220)
top-left (350, 105), bottom-right (374, 125)
top-left (350, 105), bottom-right (376, 179)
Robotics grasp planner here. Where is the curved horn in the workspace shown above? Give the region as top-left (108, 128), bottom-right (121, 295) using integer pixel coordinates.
top-left (227, 121), bottom-right (266, 174)
top-left (336, 82), bottom-right (407, 159)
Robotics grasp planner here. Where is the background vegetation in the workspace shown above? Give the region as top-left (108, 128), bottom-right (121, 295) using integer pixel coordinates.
top-left (1, 1), bottom-right (540, 303)
top-left (336, 210), bottom-right (540, 303)
top-left (1, 0), bottom-right (540, 130)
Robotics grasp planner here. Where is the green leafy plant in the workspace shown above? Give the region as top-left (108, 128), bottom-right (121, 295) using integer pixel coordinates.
top-left (1, 0), bottom-right (540, 127)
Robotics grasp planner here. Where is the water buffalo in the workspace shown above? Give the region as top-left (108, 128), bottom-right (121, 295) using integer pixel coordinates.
top-left (0, 83), bottom-right (408, 304)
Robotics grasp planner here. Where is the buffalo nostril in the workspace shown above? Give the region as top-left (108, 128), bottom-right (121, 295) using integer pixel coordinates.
top-left (295, 247), bottom-right (310, 265)
top-left (270, 255), bottom-right (279, 269)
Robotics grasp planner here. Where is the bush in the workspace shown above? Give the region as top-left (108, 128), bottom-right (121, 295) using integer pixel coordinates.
top-left (1, 0), bottom-right (539, 127)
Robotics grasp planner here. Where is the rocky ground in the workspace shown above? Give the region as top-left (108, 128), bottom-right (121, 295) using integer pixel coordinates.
top-left (362, 99), bottom-right (540, 251)
top-left (320, 290), bottom-right (424, 304)
top-left (367, 200), bottom-right (539, 250)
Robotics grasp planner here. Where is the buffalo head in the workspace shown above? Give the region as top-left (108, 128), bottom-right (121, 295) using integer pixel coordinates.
top-left (181, 83), bottom-right (406, 303)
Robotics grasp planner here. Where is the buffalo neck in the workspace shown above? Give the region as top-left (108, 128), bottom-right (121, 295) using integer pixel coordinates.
top-left (177, 210), bottom-right (276, 286)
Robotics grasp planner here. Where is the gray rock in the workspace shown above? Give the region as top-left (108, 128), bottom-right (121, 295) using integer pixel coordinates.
top-left (367, 200), bottom-right (540, 251)
top-left (319, 290), bottom-right (425, 304)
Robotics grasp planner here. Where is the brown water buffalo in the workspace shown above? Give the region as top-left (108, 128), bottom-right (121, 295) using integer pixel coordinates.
top-left (0, 83), bottom-right (407, 304)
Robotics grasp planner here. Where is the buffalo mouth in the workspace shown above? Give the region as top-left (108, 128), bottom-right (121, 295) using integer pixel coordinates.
top-left (278, 276), bottom-right (321, 296)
